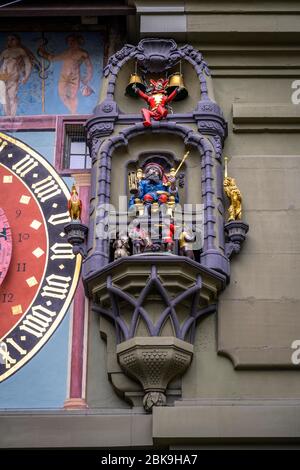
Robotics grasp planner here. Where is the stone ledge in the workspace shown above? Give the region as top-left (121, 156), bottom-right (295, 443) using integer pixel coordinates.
top-left (232, 103), bottom-right (300, 133)
top-left (153, 401), bottom-right (300, 444)
top-left (217, 347), bottom-right (300, 369)
top-left (0, 412), bottom-right (152, 448)
top-left (2, 401), bottom-right (300, 447)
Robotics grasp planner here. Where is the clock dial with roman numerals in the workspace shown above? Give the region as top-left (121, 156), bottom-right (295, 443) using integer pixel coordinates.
top-left (0, 207), bottom-right (12, 287)
top-left (0, 132), bottom-right (81, 382)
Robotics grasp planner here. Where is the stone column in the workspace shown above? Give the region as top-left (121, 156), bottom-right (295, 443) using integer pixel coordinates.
top-left (64, 173), bottom-right (90, 409)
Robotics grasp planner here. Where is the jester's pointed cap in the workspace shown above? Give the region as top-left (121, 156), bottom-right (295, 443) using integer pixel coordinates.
top-left (149, 78), bottom-right (169, 94)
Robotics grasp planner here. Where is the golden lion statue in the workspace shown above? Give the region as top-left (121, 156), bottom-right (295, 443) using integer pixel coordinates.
top-left (223, 176), bottom-right (242, 221)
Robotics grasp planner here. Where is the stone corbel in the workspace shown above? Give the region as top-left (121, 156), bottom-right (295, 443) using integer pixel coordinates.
top-left (117, 337), bottom-right (193, 412)
top-left (64, 221), bottom-right (89, 258)
top-left (87, 256), bottom-right (226, 412)
top-left (224, 220), bottom-right (249, 259)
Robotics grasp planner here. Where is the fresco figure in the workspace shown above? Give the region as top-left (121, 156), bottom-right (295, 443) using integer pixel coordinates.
top-left (0, 34), bottom-right (33, 116)
top-left (38, 33), bottom-right (93, 114)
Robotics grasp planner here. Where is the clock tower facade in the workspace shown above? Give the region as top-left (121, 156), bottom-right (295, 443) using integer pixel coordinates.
top-left (0, 0), bottom-right (300, 451)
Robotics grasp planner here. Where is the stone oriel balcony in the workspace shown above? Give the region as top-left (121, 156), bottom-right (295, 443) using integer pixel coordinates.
top-left (87, 254), bottom-right (225, 411)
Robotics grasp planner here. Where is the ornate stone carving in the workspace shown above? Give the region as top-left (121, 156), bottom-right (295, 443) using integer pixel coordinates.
top-left (224, 220), bottom-right (249, 259)
top-left (135, 38), bottom-right (179, 73)
top-left (64, 221), bottom-right (88, 258)
top-left (143, 391), bottom-right (166, 412)
top-left (211, 135), bottom-right (223, 161)
top-left (117, 337), bottom-right (193, 412)
top-left (197, 119), bottom-right (227, 141)
top-left (89, 256), bottom-right (225, 409)
top-left (86, 122), bottom-right (114, 161)
top-left (91, 260), bottom-right (224, 343)
top-left (101, 103), bottom-right (114, 113)
top-left (104, 44), bottom-right (136, 77)
top-left (82, 37), bottom-right (250, 412)
top-left (102, 38), bottom-right (211, 101)
top-left (103, 39), bottom-right (210, 78)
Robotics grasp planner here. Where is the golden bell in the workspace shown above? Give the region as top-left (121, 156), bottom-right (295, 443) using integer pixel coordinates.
top-left (126, 73), bottom-right (146, 97)
top-left (166, 73), bottom-right (188, 101)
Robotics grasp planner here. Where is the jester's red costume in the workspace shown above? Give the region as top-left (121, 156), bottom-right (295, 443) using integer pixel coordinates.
top-left (134, 78), bottom-right (179, 127)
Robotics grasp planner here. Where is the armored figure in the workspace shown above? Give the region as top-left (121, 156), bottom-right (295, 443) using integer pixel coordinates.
top-left (133, 78), bottom-right (180, 127)
top-left (68, 184), bottom-right (82, 221)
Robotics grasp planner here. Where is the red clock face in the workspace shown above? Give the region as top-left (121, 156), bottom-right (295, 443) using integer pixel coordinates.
top-left (0, 207), bottom-right (12, 287)
top-left (0, 132), bottom-right (81, 382)
top-left (0, 165), bottom-right (47, 337)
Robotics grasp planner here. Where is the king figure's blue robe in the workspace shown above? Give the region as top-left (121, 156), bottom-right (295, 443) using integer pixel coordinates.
top-left (129, 179), bottom-right (179, 208)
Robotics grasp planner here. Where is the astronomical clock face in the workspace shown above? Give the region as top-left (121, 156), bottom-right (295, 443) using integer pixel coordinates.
top-left (0, 132), bottom-right (80, 382)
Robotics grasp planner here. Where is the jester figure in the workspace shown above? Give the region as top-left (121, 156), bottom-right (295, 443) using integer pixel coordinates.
top-left (133, 78), bottom-right (180, 127)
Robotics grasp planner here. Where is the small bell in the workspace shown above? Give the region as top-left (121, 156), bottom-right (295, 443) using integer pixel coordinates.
top-left (126, 73), bottom-right (146, 97)
top-left (166, 73), bottom-right (188, 101)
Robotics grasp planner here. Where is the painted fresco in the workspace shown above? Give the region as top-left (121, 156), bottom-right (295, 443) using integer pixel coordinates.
top-left (0, 32), bottom-right (103, 116)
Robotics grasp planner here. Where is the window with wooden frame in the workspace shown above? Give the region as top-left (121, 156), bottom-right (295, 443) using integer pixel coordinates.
top-left (55, 116), bottom-right (91, 176)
